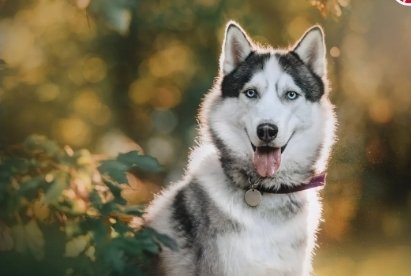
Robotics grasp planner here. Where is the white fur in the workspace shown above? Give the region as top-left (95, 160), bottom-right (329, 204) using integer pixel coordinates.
top-left (146, 143), bottom-right (322, 275)
top-left (195, 149), bottom-right (320, 276)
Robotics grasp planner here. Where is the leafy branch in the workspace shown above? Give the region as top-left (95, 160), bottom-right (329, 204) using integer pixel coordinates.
top-left (309, 0), bottom-right (350, 17)
top-left (0, 135), bottom-right (175, 275)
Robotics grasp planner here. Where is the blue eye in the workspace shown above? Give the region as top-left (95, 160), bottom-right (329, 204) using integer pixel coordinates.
top-left (244, 89), bottom-right (258, 99)
top-left (286, 91), bottom-right (299, 100)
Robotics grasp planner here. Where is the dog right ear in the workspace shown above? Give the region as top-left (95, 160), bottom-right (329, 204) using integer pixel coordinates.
top-left (220, 21), bottom-right (253, 75)
top-left (293, 26), bottom-right (326, 78)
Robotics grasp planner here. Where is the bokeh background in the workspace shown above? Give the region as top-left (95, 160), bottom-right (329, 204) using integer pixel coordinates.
top-left (1, 0), bottom-right (411, 275)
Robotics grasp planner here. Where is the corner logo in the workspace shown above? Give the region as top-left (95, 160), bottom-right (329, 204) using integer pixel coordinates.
top-left (396, 0), bottom-right (411, 6)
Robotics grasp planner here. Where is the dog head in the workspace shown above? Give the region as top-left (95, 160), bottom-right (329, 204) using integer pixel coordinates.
top-left (200, 21), bottom-right (336, 184)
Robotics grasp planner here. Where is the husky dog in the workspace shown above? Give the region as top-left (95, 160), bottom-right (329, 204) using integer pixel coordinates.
top-left (145, 21), bottom-right (336, 276)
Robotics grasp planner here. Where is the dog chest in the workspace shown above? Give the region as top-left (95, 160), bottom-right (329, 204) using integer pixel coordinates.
top-left (215, 216), bottom-right (308, 276)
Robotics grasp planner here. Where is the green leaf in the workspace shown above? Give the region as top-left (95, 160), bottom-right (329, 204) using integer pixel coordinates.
top-left (23, 135), bottom-right (60, 157)
top-left (155, 232), bottom-right (178, 251)
top-left (89, 191), bottom-right (102, 207)
top-left (104, 245), bottom-right (125, 272)
top-left (0, 158), bottom-right (29, 184)
top-left (117, 151), bottom-right (162, 172)
top-left (116, 151), bottom-right (140, 166)
top-left (122, 265), bottom-right (145, 276)
top-left (45, 173), bottom-right (69, 204)
top-left (84, 219), bottom-right (108, 243)
top-left (146, 227), bottom-right (178, 251)
top-left (100, 202), bottom-right (117, 216)
top-left (11, 224), bottom-right (26, 254)
top-left (98, 151), bottom-right (162, 185)
top-left (111, 221), bottom-right (130, 235)
top-left (64, 234), bottom-right (90, 258)
top-left (64, 221), bottom-right (82, 237)
top-left (98, 160), bottom-right (128, 184)
top-left (25, 219), bottom-right (45, 260)
top-left (19, 176), bottom-right (45, 196)
top-left (123, 205), bottom-right (144, 216)
top-left (132, 228), bottom-right (162, 254)
top-left (133, 155), bottom-right (163, 172)
top-left (114, 236), bottom-right (155, 256)
top-left (104, 181), bottom-right (126, 205)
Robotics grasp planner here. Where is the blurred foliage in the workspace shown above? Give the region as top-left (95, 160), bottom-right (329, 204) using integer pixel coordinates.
top-left (1, 0), bottom-right (411, 275)
top-left (0, 135), bottom-right (175, 275)
top-left (310, 0), bottom-right (350, 17)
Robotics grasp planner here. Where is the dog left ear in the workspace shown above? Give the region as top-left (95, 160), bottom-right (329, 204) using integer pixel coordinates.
top-left (220, 21), bottom-right (253, 75)
top-left (293, 26), bottom-right (326, 77)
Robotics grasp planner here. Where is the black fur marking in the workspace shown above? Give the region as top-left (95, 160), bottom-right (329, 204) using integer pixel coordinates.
top-left (222, 52), bottom-right (270, 98)
top-left (172, 189), bottom-right (197, 247)
top-left (277, 52), bottom-right (324, 102)
top-left (171, 182), bottom-right (239, 275)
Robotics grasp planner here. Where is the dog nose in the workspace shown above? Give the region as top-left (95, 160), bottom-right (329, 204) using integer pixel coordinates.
top-left (257, 123), bottom-right (278, 143)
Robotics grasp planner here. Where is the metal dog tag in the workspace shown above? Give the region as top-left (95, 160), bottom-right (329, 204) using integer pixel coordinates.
top-left (244, 189), bottom-right (262, 207)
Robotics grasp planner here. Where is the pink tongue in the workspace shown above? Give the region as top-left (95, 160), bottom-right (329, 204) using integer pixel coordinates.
top-left (253, 148), bottom-right (281, 177)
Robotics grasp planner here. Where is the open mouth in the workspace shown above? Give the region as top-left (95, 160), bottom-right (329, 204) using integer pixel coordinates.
top-left (251, 144), bottom-right (282, 178)
top-left (250, 138), bottom-right (290, 178)
top-left (250, 144), bottom-right (287, 153)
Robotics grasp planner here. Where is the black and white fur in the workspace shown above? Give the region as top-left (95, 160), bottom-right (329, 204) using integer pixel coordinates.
top-left (145, 21), bottom-right (336, 276)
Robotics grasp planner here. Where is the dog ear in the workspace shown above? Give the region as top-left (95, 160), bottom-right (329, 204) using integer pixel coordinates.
top-left (293, 26), bottom-right (326, 77)
top-left (220, 21), bottom-right (253, 75)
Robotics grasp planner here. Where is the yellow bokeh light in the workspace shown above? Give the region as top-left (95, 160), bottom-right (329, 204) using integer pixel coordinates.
top-left (152, 85), bottom-right (181, 109)
top-left (368, 98), bottom-right (393, 124)
top-left (82, 56), bottom-right (107, 83)
top-left (128, 79), bottom-right (153, 105)
top-left (36, 83), bottom-right (60, 102)
top-left (0, 20), bottom-right (35, 67)
top-left (73, 89), bottom-right (101, 112)
top-left (148, 42), bottom-right (192, 78)
top-left (330, 46), bottom-right (341, 58)
top-left (73, 89), bottom-right (111, 125)
top-left (68, 61), bottom-right (85, 85)
top-left (53, 117), bottom-right (91, 146)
